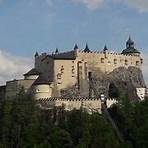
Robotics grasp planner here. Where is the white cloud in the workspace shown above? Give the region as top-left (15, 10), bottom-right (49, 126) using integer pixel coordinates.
top-left (124, 0), bottom-right (148, 12)
top-left (72, 0), bottom-right (105, 9)
top-left (72, 0), bottom-right (148, 12)
top-left (0, 49), bottom-right (33, 85)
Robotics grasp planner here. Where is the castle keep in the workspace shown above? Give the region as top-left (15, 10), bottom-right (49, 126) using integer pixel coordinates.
top-left (0, 37), bottom-right (146, 111)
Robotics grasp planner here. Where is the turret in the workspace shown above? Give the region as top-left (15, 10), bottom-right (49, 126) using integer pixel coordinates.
top-left (34, 52), bottom-right (39, 58)
top-left (121, 36), bottom-right (140, 56)
top-left (74, 44), bottom-right (79, 50)
top-left (84, 43), bottom-right (91, 52)
top-left (55, 48), bottom-right (59, 54)
top-left (126, 36), bottom-right (134, 48)
top-left (103, 45), bottom-right (108, 53)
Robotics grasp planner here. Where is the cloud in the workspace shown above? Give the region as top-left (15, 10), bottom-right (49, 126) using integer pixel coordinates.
top-left (0, 49), bottom-right (33, 85)
top-left (72, 0), bottom-right (105, 9)
top-left (72, 0), bottom-right (148, 12)
top-left (124, 0), bottom-right (148, 12)
top-left (142, 53), bottom-right (148, 86)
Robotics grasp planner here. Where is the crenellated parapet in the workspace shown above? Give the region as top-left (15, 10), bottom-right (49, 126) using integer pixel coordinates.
top-left (36, 97), bottom-right (117, 113)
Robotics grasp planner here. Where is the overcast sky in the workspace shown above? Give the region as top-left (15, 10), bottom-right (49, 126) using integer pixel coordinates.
top-left (0, 0), bottom-right (148, 85)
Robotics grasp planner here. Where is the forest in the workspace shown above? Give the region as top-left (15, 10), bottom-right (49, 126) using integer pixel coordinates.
top-left (0, 90), bottom-right (148, 148)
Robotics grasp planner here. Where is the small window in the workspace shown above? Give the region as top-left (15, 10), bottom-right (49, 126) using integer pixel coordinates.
top-left (114, 59), bottom-right (117, 64)
top-left (57, 73), bottom-right (62, 79)
top-left (101, 58), bottom-right (104, 63)
top-left (125, 60), bottom-right (128, 65)
top-left (141, 59), bottom-right (143, 64)
top-left (47, 61), bottom-right (49, 64)
top-left (136, 61), bottom-right (139, 66)
top-left (72, 66), bottom-right (75, 74)
top-left (61, 66), bottom-right (64, 73)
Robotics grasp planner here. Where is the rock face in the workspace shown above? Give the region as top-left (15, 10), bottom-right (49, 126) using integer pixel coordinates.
top-left (90, 66), bottom-right (146, 100)
top-left (61, 66), bottom-right (146, 100)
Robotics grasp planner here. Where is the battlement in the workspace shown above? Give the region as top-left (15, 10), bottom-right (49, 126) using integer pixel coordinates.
top-left (77, 49), bottom-right (139, 57)
top-left (36, 97), bottom-right (117, 112)
top-left (37, 97), bottom-right (116, 101)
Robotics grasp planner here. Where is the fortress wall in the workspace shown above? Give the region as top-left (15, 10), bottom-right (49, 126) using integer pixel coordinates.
top-left (37, 97), bottom-right (117, 113)
top-left (77, 51), bottom-right (142, 73)
top-left (5, 79), bottom-right (35, 98)
top-left (54, 60), bottom-right (77, 90)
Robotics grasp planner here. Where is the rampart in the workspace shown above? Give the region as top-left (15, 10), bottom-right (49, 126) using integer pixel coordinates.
top-left (36, 97), bottom-right (117, 113)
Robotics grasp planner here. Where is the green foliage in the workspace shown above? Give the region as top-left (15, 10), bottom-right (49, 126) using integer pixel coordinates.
top-left (0, 90), bottom-right (148, 148)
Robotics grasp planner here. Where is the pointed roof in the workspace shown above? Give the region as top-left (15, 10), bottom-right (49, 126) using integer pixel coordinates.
top-left (122, 36), bottom-right (140, 55)
top-left (24, 68), bottom-right (40, 76)
top-left (84, 43), bottom-right (91, 52)
top-left (74, 44), bottom-right (78, 50)
top-left (103, 45), bottom-right (108, 52)
top-left (127, 36), bottom-right (134, 44)
top-left (126, 36), bottom-right (135, 48)
top-left (55, 48), bottom-right (59, 54)
top-left (35, 52), bottom-right (39, 57)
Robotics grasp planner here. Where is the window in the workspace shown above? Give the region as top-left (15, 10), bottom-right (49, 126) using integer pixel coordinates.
top-left (61, 66), bottom-right (64, 73)
top-left (72, 66), bottom-right (75, 74)
top-left (57, 73), bottom-right (62, 79)
top-left (136, 61), bottom-right (139, 66)
top-left (101, 58), bottom-right (104, 63)
top-left (141, 59), bottom-right (143, 64)
top-left (114, 59), bottom-right (117, 64)
top-left (125, 60), bottom-right (128, 65)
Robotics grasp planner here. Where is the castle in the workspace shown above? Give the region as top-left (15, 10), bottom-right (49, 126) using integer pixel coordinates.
top-left (0, 37), bottom-right (146, 112)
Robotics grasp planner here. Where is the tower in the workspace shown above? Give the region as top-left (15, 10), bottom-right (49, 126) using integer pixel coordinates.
top-left (74, 44), bottom-right (79, 50)
top-left (84, 43), bottom-right (91, 52)
top-left (121, 36), bottom-right (140, 56)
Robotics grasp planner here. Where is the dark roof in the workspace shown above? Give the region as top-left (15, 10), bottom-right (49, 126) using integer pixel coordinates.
top-left (121, 48), bottom-right (140, 55)
top-left (84, 43), bottom-right (91, 52)
top-left (33, 75), bottom-right (51, 85)
top-left (35, 52), bottom-right (39, 57)
top-left (52, 50), bottom-right (76, 60)
top-left (122, 36), bottom-right (140, 54)
top-left (103, 45), bottom-right (108, 52)
top-left (74, 44), bottom-right (78, 50)
top-left (127, 36), bottom-right (134, 44)
top-left (55, 48), bottom-right (59, 54)
top-left (24, 68), bottom-right (40, 76)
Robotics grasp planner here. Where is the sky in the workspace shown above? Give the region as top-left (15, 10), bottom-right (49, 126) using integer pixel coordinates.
top-left (0, 0), bottom-right (148, 85)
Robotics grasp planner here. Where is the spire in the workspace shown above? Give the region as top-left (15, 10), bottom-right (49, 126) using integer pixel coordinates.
top-left (55, 48), bottom-right (59, 54)
top-left (126, 36), bottom-right (134, 48)
top-left (74, 44), bottom-right (78, 50)
top-left (121, 36), bottom-right (140, 55)
top-left (84, 43), bottom-right (91, 52)
top-left (34, 52), bottom-right (39, 58)
top-left (103, 44), bottom-right (108, 52)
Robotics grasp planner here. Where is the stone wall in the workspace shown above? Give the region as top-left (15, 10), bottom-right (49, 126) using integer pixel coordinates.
top-left (36, 97), bottom-right (117, 113)
top-left (76, 50), bottom-right (142, 74)
top-left (5, 79), bottom-right (35, 98)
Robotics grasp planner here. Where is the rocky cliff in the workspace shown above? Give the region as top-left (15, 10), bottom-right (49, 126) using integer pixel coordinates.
top-left (61, 66), bottom-right (146, 100)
